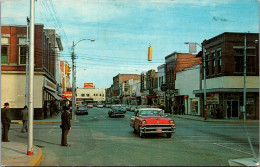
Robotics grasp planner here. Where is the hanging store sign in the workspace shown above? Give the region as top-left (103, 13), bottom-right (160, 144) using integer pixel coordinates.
top-left (44, 78), bottom-right (56, 92)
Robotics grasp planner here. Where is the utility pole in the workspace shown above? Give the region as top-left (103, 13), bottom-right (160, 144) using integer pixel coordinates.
top-left (25, 17), bottom-right (30, 106)
top-left (71, 42), bottom-right (76, 121)
top-left (243, 33), bottom-right (247, 121)
top-left (27, 0), bottom-right (35, 155)
top-left (203, 46), bottom-right (207, 120)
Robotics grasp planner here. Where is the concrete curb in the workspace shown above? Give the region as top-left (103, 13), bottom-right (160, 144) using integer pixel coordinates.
top-left (171, 115), bottom-right (260, 123)
top-left (26, 145), bottom-right (43, 166)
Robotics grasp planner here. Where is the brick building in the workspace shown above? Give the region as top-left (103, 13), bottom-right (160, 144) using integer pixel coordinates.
top-left (194, 32), bottom-right (259, 119)
top-left (111, 74), bottom-right (140, 103)
top-left (164, 52), bottom-right (202, 112)
top-left (1, 24), bottom-right (63, 119)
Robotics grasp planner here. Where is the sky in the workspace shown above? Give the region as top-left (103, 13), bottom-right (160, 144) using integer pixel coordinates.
top-left (1, 0), bottom-right (259, 88)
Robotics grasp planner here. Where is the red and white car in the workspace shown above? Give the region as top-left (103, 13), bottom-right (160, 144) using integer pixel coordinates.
top-left (130, 108), bottom-right (176, 138)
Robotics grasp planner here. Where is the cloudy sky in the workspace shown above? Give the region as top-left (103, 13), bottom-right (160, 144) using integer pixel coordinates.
top-left (1, 0), bottom-right (259, 88)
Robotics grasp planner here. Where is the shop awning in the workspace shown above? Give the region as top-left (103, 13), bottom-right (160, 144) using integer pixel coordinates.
top-left (46, 89), bottom-right (63, 100)
top-left (193, 88), bottom-right (259, 94)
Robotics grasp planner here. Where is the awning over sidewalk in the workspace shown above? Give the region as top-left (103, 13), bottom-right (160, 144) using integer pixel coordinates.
top-left (193, 88), bottom-right (259, 94)
top-left (46, 89), bottom-right (63, 100)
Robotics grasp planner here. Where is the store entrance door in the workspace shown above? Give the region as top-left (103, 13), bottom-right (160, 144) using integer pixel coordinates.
top-left (227, 100), bottom-right (239, 118)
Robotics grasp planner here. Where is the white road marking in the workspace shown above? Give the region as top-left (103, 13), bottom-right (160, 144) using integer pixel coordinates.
top-left (212, 143), bottom-right (256, 156)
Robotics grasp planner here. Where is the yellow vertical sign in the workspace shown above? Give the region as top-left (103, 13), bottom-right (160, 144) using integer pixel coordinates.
top-left (148, 45), bottom-right (153, 61)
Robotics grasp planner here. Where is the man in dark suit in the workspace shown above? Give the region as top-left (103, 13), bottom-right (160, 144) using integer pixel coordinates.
top-left (2, 102), bottom-right (11, 142)
top-left (61, 106), bottom-right (71, 146)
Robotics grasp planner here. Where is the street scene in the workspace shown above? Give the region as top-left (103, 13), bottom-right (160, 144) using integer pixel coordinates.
top-left (1, 0), bottom-right (259, 166)
top-left (4, 108), bottom-right (260, 166)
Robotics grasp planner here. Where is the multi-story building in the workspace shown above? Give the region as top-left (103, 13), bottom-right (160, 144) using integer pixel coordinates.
top-left (145, 69), bottom-right (158, 105)
top-left (194, 32), bottom-right (259, 119)
top-left (1, 24), bottom-right (64, 119)
top-left (111, 74), bottom-right (140, 104)
top-left (165, 52), bottom-right (202, 112)
top-left (76, 88), bottom-right (106, 104)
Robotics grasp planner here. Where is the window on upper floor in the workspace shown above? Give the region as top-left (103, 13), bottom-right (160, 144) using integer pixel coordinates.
top-left (205, 53), bottom-right (209, 76)
top-left (19, 46), bottom-right (28, 65)
top-left (234, 48), bottom-right (256, 73)
top-left (1, 46), bottom-right (8, 64)
top-left (212, 52), bottom-right (215, 75)
top-left (86, 94), bottom-right (90, 97)
top-left (218, 50), bottom-right (222, 73)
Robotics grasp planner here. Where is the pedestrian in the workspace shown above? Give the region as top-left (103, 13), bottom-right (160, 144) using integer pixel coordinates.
top-left (61, 106), bottom-right (71, 146)
top-left (21, 106), bottom-right (28, 133)
top-left (1, 102), bottom-right (12, 142)
top-left (181, 104), bottom-right (185, 115)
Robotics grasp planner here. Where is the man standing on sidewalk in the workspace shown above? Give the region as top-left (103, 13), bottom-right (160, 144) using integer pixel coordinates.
top-left (1, 102), bottom-right (11, 142)
top-left (61, 106), bottom-right (71, 146)
top-left (21, 106), bottom-right (28, 133)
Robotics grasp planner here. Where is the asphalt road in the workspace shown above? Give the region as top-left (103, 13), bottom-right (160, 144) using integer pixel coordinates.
top-left (8, 107), bottom-right (259, 166)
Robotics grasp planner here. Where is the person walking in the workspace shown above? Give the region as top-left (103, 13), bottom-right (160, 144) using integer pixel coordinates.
top-left (1, 102), bottom-right (12, 142)
top-left (61, 106), bottom-right (71, 146)
top-left (21, 106), bottom-right (28, 133)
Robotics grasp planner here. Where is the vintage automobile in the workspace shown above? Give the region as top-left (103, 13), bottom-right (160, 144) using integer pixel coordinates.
top-left (76, 105), bottom-right (88, 115)
top-left (108, 105), bottom-right (126, 118)
top-left (87, 103), bottom-right (93, 108)
top-left (130, 108), bottom-right (176, 138)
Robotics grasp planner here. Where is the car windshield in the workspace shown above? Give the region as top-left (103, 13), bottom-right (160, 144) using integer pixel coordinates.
top-left (111, 106), bottom-right (120, 110)
top-left (78, 106), bottom-right (86, 110)
top-left (139, 110), bottom-right (164, 116)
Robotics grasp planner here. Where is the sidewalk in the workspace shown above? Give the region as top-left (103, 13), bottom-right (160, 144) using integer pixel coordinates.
top-left (3, 113), bottom-right (76, 166)
top-left (1, 142), bottom-right (43, 166)
top-left (171, 114), bottom-right (260, 123)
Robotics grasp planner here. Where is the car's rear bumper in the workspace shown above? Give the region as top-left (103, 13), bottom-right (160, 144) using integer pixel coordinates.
top-left (140, 126), bottom-right (176, 134)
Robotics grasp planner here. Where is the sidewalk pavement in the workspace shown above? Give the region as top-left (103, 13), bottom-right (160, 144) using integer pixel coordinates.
top-left (170, 114), bottom-right (260, 123)
top-left (2, 113), bottom-right (76, 166)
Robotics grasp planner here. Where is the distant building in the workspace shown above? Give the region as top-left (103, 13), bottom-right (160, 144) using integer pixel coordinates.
top-left (76, 88), bottom-right (106, 104)
top-left (111, 74), bottom-right (140, 104)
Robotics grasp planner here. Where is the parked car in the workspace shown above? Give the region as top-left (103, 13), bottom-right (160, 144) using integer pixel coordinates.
top-left (108, 105), bottom-right (126, 118)
top-left (126, 105), bottom-right (132, 111)
top-left (76, 105), bottom-right (88, 115)
top-left (130, 105), bottom-right (137, 112)
top-left (97, 104), bottom-right (104, 108)
top-left (87, 103), bottom-right (93, 108)
top-left (130, 108), bottom-right (176, 138)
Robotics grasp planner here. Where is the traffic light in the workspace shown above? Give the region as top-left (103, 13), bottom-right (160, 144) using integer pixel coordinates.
top-left (148, 45), bottom-right (153, 61)
top-left (65, 64), bottom-right (71, 75)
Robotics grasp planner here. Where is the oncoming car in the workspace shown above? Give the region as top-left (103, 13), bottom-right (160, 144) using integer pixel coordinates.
top-left (130, 108), bottom-right (176, 138)
top-left (108, 105), bottom-right (126, 118)
top-left (76, 105), bottom-right (88, 115)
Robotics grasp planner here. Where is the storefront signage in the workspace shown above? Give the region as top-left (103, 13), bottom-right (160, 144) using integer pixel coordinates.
top-left (44, 78), bottom-right (56, 92)
top-left (84, 82), bottom-right (94, 88)
top-left (206, 93), bottom-right (219, 104)
top-left (62, 91), bottom-right (72, 98)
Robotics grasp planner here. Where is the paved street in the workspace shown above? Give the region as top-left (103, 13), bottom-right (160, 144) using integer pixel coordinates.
top-left (7, 107), bottom-right (259, 166)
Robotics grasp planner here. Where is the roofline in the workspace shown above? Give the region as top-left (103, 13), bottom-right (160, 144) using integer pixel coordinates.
top-left (1, 23), bottom-right (44, 27)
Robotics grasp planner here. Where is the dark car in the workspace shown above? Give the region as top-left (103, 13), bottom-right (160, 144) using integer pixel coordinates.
top-left (108, 105), bottom-right (126, 118)
top-left (76, 105), bottom-right (88, 115)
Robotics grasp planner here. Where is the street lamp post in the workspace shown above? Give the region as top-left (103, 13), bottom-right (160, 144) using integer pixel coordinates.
top-left (184, 42), bottom-right (207, 120)
top-left (71, 39), bottom-right (94, 120)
